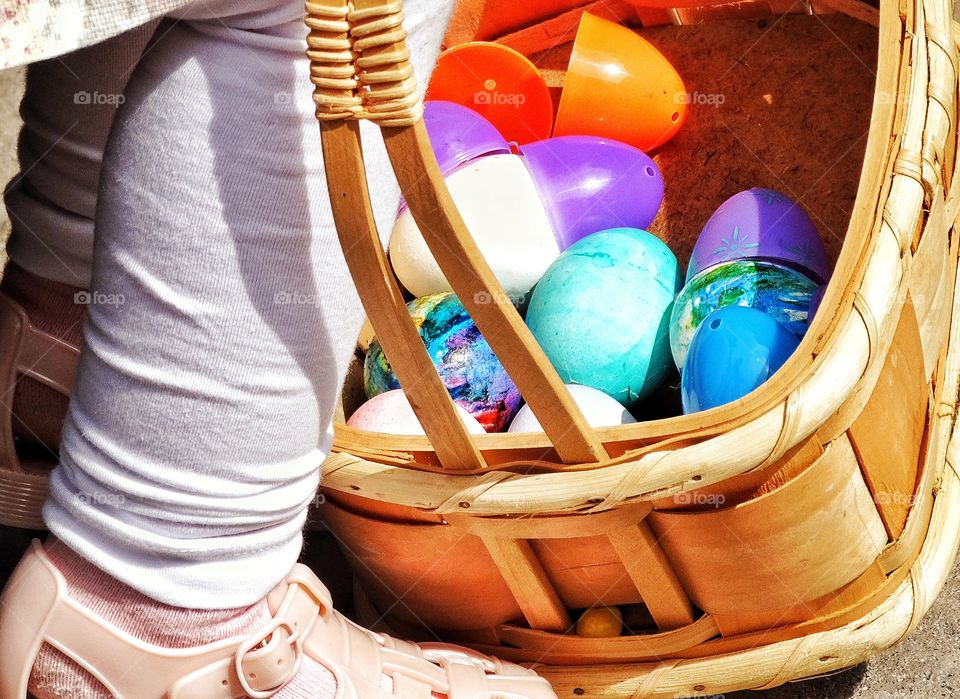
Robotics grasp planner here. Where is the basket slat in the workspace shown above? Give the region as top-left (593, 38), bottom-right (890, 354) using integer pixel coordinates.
top-left (607, 524), bottom-right (696, 630)
top-left (481, 537), bottom-right (572, 631)
top-left (318, 115), bottom-right (486, 472)
top-left (847, 300), bottom-right (927, 539)
top-left (652, 434), bottom-right (823, 511)
top-left (709, 561), bottom-right (888, 637)
top-left (648, 434), bottom-right (887, 615)
top-left (496, 615), bottom-right (721, 661)
top-left (913, 192), bottom-right (955, 374)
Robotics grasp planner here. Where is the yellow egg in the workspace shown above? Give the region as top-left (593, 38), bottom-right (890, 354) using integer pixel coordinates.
top-left (576, 606), bottom-right (623, 638)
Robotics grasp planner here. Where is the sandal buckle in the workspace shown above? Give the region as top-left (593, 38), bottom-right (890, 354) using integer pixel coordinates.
top-left (234, 617), bottom-right (303, 699)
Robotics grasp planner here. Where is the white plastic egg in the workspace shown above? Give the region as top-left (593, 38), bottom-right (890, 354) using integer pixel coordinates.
top-left (389, 154), bottom-right (560, 301)
top-left (507, 384), bottom-right (637, 433)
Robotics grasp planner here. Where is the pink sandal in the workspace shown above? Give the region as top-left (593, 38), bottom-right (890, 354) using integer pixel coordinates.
top-left (0, 541), bottom-right (557, 699)
top-left (0, 292), bottom-right (79, 530)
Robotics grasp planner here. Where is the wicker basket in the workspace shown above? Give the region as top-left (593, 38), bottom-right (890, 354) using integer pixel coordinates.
top-left (308, 0), bottom-right (960, 694)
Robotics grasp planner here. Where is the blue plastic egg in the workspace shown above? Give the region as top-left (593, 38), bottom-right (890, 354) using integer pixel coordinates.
top-left (682, 306), bottom-right (800, 413)
top-left (670, 259), bottom-right (817, 369)
top-left (525, 228), bottom-right (681, 407)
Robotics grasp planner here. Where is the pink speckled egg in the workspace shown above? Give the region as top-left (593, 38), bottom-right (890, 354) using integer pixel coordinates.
top-left (347, 389), bottom-right (486, 436)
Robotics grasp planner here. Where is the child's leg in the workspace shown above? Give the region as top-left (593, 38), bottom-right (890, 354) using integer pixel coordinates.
top-left (20, 1), bottom-right (467, 696)
top-left (43, 0), bottom-right (446, 606)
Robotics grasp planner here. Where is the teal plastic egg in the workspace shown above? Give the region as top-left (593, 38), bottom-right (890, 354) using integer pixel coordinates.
top-left (364, 293), bottom-right (522, 432)
top-left (525, 228), bottom-right (681, 407)
top-left (670, 259), bottom-right (817, 369)
top-left (681, 306), bottom-right (801, 413)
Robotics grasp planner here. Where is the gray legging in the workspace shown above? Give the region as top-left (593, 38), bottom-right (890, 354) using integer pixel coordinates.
top-left (4, 0), bottom-right (451, 609)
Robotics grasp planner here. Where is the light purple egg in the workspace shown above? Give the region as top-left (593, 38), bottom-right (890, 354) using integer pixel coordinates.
top-left (686, 188), bottom-right (831, 284)
top-left (424, 101), bottom-right (512, 175)
top-left (519, 136), bottom-right (664, 250)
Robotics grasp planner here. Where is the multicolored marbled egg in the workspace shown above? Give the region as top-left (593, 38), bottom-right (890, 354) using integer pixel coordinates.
top-left (364, 293), bottom-right (522, 432)
top-left (525, 228), bottom-right (681, 407)
top-left (670, 259), bottom-right (817, 369)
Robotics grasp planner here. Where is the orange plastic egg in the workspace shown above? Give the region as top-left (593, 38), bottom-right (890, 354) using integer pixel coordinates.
top-left (554, 13), bottom-right (687, 151)
top-left (576, 606), bottom-right (623, 638)
top-left (426, 42), bottom-right (554, 145)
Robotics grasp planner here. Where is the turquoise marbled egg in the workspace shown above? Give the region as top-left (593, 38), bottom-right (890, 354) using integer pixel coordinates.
top-left (669, 259), bottom-right (817, 369)
top-left (525, 228), bottom-right (681, 407)
top-left (364, 293), bottom-right (522, 432)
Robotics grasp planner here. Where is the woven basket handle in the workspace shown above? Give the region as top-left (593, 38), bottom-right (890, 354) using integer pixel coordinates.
top-left (307, 0), bottom-right (609, 468)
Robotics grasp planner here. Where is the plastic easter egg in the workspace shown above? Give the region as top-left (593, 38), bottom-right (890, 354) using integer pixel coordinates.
top-left (687, 189), bottom-right (830, 284)
top-left (427, 42), bottom-right (553, 144)
top-left (508, 384), bottom-right (637, 433)
top-left (519, 136), bottom-right (664, 250)
top-left (681, 306), bottom-right (801, 413)
top-left (423, 101), bottom-right (511, 175)
top-left (390, 153), bottom-right (560, 300)
top-left (670, 260), bottom-right (817, 369)
top-left (364, 293), bottom-right (522, 432)
top-left (577, 606), bottom-right (623, 638)
top-left (554, 13), bottom-right (687, 152)
top-left (525, 228), bottom-right (681, 407)
top-left (348, 389), bottom-right (486, 435)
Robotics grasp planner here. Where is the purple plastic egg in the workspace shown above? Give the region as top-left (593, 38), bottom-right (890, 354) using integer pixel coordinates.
top-left (519, 136), bottom-right (664, 250)
top-left (687, 188), bottom-right (831, 284)
top-left (424, 101), bottom-right (512, 175)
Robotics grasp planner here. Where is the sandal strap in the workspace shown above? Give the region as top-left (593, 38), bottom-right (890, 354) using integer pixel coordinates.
top-left (283, 567), bottom-right (555, 699)
top-left (0, 293), bottom-right (80, 528)
top-left (171, 566), bottom-right (335, 699)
